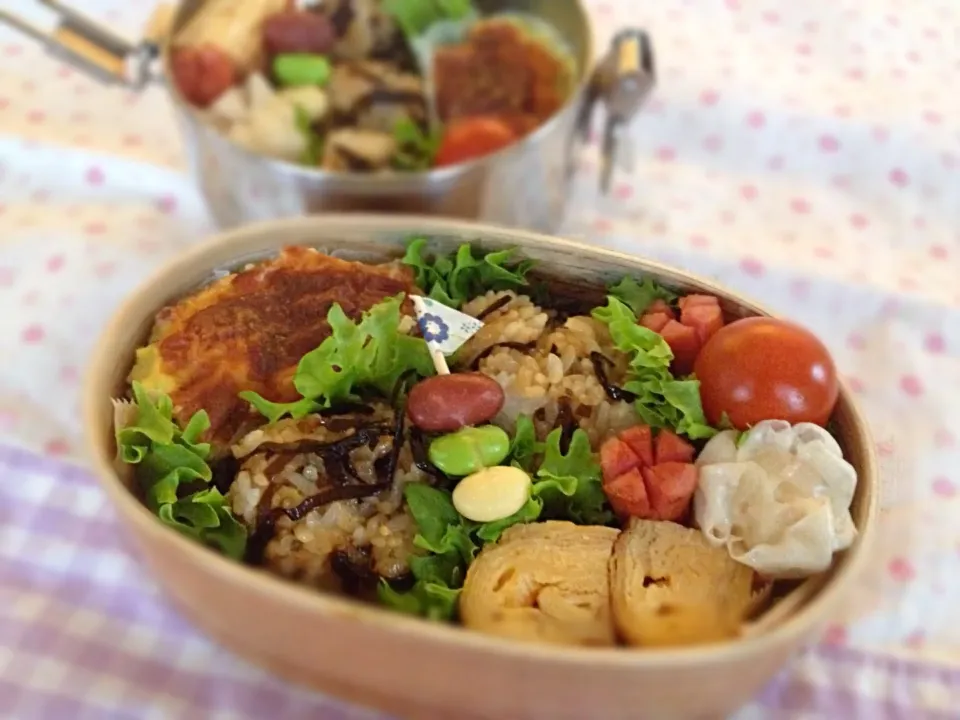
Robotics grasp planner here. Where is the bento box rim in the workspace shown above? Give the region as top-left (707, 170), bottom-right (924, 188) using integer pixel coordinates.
top-left (82, 213), bottom-right (879, 668)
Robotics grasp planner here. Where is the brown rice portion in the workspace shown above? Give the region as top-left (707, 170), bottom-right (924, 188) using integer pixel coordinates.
top-left (458, 291), bottom-right (639, 447)
top-left (228, 408), bottom-right (427, 592)
top-left (224, 288), bottom-right (644, 594)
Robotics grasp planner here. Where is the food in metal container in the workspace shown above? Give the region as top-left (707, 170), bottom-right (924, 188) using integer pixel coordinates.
top-left (112, 237), bottom-right (858, 647)
top-left (168, 0), bottom-right (578, 171)
top-left (432, 17), bottom-right (574, 132)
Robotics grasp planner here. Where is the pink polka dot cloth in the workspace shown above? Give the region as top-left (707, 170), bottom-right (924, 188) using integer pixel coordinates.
top-left (1, 0), bottom-right (958, 717)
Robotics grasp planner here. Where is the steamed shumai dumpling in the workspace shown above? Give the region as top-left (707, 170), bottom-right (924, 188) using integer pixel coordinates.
top-left (694, 420), bottom-right (858, 579)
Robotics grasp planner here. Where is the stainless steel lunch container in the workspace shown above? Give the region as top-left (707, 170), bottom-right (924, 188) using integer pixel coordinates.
top-left (2, 0), bottom-right (655, 232)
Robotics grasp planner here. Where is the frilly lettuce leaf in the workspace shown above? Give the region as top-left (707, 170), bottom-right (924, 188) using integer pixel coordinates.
top-left (139, 442), bottom-right (210, 509)
top-left (626, 376), bottom-right (716, 440)
top-left (241, 295), bottom-right (435, 423)
top-left (115, 382), bottom-right (246, 560)
top-left (116, 383), bottom-right (187, 462)
top-left (386, 479), bottom-right (545, 619)
top-left (509, 415), bottom-right (541, 472)
top-left (378, 575), bottom-right (461, 622)
top-left (384, 549), bottom-right (464, 621)
top-left (377, 581), bottom-right (422, 616)
top-left (158, 488), bottom-right (247, 560)
top-left (404, 483), bottom-right (476, 564)
top-left (474, 498), bottom-right (542, 543)
top-left (383, 0), bottom-right (475, 39)
top-left (379, 484), bottom-right (474, 621)
top-left (608, 276), bottom-right (678, 317)
top-left (236, 396), bottom-right (320, 426)
top-left (402, 237), bottom-right (534, 309)
top-left (533, 427), bottom-right (613, 525)
top-left (539, 424), bottom-right (597, 479)
top-left (409, 551), bottom-right (463, 588)
top-left (593, 296), bottom-right (674, 374)
top-left (391, 117), bottom-right (443, 171)
top-left (592, 296), bottom-right (717, 440)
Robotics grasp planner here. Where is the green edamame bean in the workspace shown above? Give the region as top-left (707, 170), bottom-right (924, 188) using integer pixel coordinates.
top-left (428, 425), bottom-right (511, 477)
top-left (273, 54), bottom-right (332, 87)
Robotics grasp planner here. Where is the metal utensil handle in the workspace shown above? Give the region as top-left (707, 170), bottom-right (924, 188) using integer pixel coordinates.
top-left (577, 28), bottom-right (657, 193)
top-left (0, 1), bottom-right (170, 89)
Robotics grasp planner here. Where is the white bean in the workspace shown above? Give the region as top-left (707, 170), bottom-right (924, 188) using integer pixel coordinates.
top-left (452, 466), bottom-right (532, 523)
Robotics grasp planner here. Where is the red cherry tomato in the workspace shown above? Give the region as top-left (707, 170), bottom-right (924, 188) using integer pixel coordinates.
top-left (434, 117), bottom-right (518, 167)
top-left (693, 317), bottom-right (839, 429)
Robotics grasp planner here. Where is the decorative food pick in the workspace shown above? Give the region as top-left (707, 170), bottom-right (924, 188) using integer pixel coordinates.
top-left (411, 295), bottom-right (484, 375)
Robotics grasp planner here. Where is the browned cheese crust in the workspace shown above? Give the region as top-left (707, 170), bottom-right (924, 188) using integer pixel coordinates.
top-left (132, 247), bottom-right (416, 446)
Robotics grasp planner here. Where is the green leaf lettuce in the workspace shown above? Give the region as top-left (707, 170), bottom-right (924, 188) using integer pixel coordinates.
top-left (608, 276), bottom-right (677, 317)
top-left (533, 427), bottom-right (614, 526)
top-left (240, 295), bottom-right (435, 423)
top-left (382, 0), bottom-right (475, 38)
top-left (402, 238), bottom-right (534, 309)
top-left (115, 382), bottom-right (247, 560)
top-left (592, 296), bottom-right (717, 440)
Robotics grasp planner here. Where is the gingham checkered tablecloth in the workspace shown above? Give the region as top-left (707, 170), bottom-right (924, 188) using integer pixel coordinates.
top-left (4, 442), bottom-right (953, 720)
top-left (1, 0), bottom-right (959, 718)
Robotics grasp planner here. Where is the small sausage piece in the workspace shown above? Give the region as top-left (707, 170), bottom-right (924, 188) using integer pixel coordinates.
top-left (659, 319), bottom-right (700, 376)
top-left (680, 301), bottom-right (724, 345)
top-left (170, 45), bottom-right (237, 108)
top-left (677, 294), bottom-right (719, 310)
top-left (407, 373), bottom-right (505, 432)
top-left (600, 436), bottom-right (640, 484)
top-left (652, 429), bottom-right (697, 465)
top-left (603, 467), bottom-right (651, 519)
top-left (653, 430), bottom-right (695, 465)
top-left (646, 299), bottom-right (676, 317)
top-left (618, 425), bottom-right (654, 468)
top-left (642, 462), bottom-right (698, 521)
top-left (262, 11), bottom-right (337, 58)
top-left (638, 311), bottom-right (671, 333)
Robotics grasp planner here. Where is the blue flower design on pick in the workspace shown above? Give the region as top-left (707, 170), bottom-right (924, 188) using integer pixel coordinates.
top-left (420, 313), bottom-right (450, 344)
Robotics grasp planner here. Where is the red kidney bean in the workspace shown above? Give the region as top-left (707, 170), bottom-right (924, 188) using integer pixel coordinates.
top-left (170, 45), bottom-right (237, 108)
top-left (407, 373), bottom-right (505, 433)
top-left (262, 11), bottom-right (337, 58)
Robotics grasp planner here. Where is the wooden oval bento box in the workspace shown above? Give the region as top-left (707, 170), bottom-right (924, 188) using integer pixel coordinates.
top-left (83, 215), bottom-right (877, 720)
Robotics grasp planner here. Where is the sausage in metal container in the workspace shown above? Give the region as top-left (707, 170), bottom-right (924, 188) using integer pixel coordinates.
top-left (262, 11), bottom-right (337, 58)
